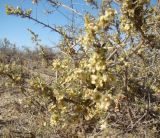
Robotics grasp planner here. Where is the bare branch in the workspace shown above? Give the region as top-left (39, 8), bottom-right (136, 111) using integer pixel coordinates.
top-left (48, 0), bottom-right (84, 18)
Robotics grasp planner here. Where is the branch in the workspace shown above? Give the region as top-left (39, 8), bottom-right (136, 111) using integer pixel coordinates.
top-left (48, 0), bottom-right (83, 17)
top-left (25, 15), bottom-right (72, 39)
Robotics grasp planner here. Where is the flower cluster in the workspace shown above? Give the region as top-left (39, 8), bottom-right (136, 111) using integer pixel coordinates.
top-left (82, 8), bottom-right (116, 50)
top-left (0, 62), bottom-right (23, 84)
top-left (120, 0), bottom-right (150, 34)
top-left (120, 15), bottom-right (134, 33)
top-left (52, 58), bottom-right (71, 71)
top-left (88, 49), bottom-right (108, 88)
top-left (6, 5), bottom-right (32, 16)
top-left (98, 8), bottom-right (116, 28)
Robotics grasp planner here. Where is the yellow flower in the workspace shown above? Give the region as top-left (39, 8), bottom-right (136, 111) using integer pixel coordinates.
top-left (50, 114), bottom-right (59, 126)
top-left (124, 24), bottom-right (130, 31)
top-left (91, 74), bottom-right (98, 84)
top-left (105, 8), bottom-right (116, 20)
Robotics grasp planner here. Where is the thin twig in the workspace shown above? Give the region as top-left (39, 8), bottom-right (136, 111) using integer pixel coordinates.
top-left (48, 0), bottom-right (83, 17)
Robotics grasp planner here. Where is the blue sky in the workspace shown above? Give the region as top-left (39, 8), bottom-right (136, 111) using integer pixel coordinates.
top-left (0, 0), bottom-right (54, 49)
top-left (0, 0), bottom-right (157, 49)
top-left (0, 0), bottom-right (90, 49)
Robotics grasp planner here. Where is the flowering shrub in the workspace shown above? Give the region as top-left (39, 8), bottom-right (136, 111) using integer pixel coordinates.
top-left (2, 0), bottom-right (160, 137)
